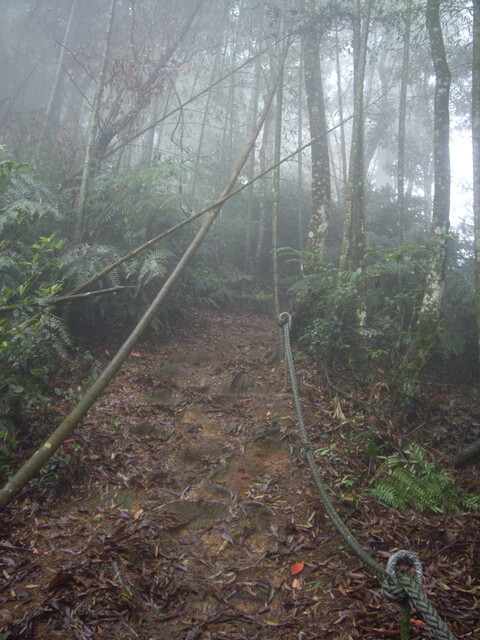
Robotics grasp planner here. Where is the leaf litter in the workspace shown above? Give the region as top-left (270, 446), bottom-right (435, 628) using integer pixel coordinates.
top-left (0, 309), bottom-right (479, 639)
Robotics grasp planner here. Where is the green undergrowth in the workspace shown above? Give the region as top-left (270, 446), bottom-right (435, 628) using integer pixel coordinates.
top-left (370, 443), bottom-right (480, 513)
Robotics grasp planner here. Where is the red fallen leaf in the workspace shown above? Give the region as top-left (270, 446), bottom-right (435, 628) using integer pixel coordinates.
top-left (410, 619), bottom-right (427, 627)
top-left (290, 562), bottom-right (304, 575)
top-left (241, 475), bottom-right (251, 479)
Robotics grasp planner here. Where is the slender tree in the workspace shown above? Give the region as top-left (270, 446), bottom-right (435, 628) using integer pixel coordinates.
top-left (272, 53), bottom-right (285, 320)
top-left (473, 0), bottom-right (480, 366)
top-left (302, 0), bottom-right (331, 260)
top-left (73, 0), bottom-right (116, 241)
top-left (36, 0), bottom-right (79, 163)
top-left (297, 52), bottom-right (305, 267)
top-left (417, 0), bottom-right (450, 327)
top-left (245, 53), bottom-right (262, 268)
top-left (254, 94), bottom-right (273, 284)
top-left (335, 24), bottom-right (348, 197)
top-left (338, 0), bottom-right (372, 279)
top-left (396, 2), bottom-right (411, 254)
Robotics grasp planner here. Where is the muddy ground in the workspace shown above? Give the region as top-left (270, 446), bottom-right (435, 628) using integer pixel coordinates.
top-left (0, 309), bottom-right (479, 639)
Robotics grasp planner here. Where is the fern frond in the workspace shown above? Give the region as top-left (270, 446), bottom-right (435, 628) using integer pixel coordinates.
top-left (5, 174), bottom-right (54, 203)
top-left (370, 444), bottom-right (479, 513)
top-left (39, 313), bottom-right (71, 359)
top-left (61, 244), bottom-right (122, 289)
top-left (124, 246), bottom-right (172, 294)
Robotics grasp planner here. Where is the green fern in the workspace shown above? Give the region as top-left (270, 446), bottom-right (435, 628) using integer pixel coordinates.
top-left (125, 247), bottom-right (172, 294)
top-left (39, 313), bottom-right (72, 359)
top-left (61, 243), bottom-right (122, 289)
top-left (370, 444), bottom-right (480, 513)
top-left (4, 173), bottom-right (54, 203)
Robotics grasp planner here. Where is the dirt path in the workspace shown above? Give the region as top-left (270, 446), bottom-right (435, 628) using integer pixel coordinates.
top-left (0, 310), bottom-right (479, 639)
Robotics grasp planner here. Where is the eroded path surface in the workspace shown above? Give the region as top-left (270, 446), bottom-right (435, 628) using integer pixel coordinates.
top-left (1, 310), bottom-right (479, 639)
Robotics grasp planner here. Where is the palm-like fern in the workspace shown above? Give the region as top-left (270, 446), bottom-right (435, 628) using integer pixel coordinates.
top-left (39, 313), bottom-right (72, 359)
top-left (61, 243), bottom-right (123, 289)
top-left (370, 443), bottom-right (480, 513)
top-left (4, 173), bottom-right (55, 204)
top-left (124, 246), bottom-right (172, 295)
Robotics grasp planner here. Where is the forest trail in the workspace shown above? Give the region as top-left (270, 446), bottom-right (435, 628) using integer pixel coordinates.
top-left (1, 310), bottom-right (479, 640)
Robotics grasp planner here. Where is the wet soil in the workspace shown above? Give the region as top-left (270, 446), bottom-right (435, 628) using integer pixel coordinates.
top-left (0, 309), bottom-right (479, 639)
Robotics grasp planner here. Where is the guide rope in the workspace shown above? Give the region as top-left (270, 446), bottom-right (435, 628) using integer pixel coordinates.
top-left (278, 312), bottom-right (457, 640)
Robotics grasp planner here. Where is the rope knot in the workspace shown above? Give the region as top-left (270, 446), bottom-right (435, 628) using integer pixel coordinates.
top-left (278, 312), bottom-right (291, 328)
top-left (298, 443), bottom-right (315, 460)
top-left (382, 550), bottom-right (423, 602)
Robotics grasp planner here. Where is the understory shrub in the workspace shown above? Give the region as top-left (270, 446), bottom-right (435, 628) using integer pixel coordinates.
top-left (370, 443), bottom-right (480, 513)
top-left (284, 240), bottom-right (476, 391)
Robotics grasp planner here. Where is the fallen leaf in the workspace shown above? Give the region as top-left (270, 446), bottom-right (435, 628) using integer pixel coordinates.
top-left (292, 578), bottom-right (301, 589)
top-left (290, 562), bottom-right (304, 575)
top-left (410, 619), bottom-right (427, 627)
top-left (267, 585), bottom-right (276, 603)
top-left (221, 532), bottom-right (234, 545)
top-left (48, 572), bottom-right (75, 591)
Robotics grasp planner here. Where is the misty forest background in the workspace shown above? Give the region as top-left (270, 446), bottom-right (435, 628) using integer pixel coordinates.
top-left (0, 0), bottom-right (478, 472)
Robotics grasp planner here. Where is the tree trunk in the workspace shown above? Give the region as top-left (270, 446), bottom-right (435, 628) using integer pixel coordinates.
top-left (297, 52), bottom-right (305, 268)
top-left (141, 100), bottom-right (159, 166)
top-left (36, 0), bottom-right (78, 163)
top-left (338, 0), bottom-right (372, 332)
top-left (191, 45), bottom-right (222, 197)
top-left (254, 96), bottom-right (273, 284)
top-left (417, 0), bottom-right (451, 326)
top-left (339, 0), bottom-right (371, 282)
top-left (473, 0), bottom-right (480, 369)
top-left (396, 3), bottom-right (411, 252)
top-left (396, 2), bottom-right (411, 295)
top-left (72, 0), bottom-right (116, 241)
top-left (335, 25), bottom-right (348, 196)
top-left (272, 59), bottom-right (285, 321)
top-left (302, 0), bottom-right (330, 260)
top-left (245, 54), bottom-right (262, 269)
